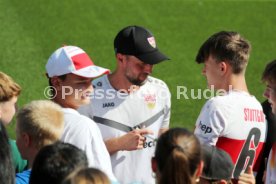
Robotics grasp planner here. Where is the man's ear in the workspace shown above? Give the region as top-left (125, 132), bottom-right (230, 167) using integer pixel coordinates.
top-left (22, 133), bottom-right (31, 147)
top-left (219, 61), bottom-right (228, 75)
top-left (50, 77), bottom-right (62, 91)
top-left (116, 53), bottom-right (124, 62)
top-left (151, 157), bottom-right (157, 173)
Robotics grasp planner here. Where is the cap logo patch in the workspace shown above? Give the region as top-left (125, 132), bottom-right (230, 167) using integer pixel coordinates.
top-left (147, 37), bottom-right (156, 48)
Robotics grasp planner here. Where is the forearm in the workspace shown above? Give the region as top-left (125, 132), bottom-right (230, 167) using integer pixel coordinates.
top-left (104, 129), bottom-right (152, 155)
top-left (104, 137), bottom-right (124, 155)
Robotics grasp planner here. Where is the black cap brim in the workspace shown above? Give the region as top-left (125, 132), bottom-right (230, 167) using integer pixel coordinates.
top-left (137, 50), bottom-right (170, 65)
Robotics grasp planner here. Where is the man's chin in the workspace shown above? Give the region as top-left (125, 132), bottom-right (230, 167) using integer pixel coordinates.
top-left (130, 78), bottom-right (147, 86)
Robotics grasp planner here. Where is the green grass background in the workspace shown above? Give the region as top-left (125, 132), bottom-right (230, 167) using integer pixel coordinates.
top-left (1, 0), bottom-right (275, 138)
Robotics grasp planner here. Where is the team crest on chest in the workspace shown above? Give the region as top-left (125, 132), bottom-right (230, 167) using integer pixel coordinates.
top-left (144, 93), bottom-right (156, 109)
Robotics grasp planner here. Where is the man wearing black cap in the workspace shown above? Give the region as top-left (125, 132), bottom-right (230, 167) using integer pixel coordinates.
top-left (79, 25), bottom-right (171, 184)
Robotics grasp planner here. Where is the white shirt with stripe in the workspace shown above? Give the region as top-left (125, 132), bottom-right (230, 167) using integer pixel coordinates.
top-left (194, 90), bottom-right (267, 179)
top-left (79, 75), bottom-right (171, 184)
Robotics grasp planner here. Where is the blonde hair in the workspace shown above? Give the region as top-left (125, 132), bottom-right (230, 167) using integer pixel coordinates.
top-left (62, 167), bottom-right (110, 184)
top-left (0, 71), bottom-right (21, 102)
top-left (16, 100), bottom-right (64, 149)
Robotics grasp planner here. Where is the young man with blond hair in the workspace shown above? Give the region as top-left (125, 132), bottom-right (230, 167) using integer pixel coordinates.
top-left (0, 71), bottom-right (27, 173)
top-left (15, 100), bottom-right (64, 184)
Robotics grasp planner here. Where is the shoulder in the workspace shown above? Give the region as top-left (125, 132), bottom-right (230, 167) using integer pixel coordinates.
top-left (63, 108), bottom-right (96, 127)
top-left (146, 76), bottom-right (170, 91)
top-left (203, 96), bottom-right (226, 110)
top-left (92, 75), bottom-right (107, 89)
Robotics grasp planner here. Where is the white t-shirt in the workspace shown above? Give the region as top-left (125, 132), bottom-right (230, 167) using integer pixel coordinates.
top-left (79, 75), bottom-right (171, 184)
top-left (61, 108), bottom-right (117, 182)
top-left (194, 90), bottom-right (267, 179)
top-left (266, 143), bottom-right (276, 184)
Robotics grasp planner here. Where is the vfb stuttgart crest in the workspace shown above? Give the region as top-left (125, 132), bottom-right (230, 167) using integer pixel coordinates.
top-left (147, 37), bottom-right (156, 48)
top-left (144, 94), bottom-right (156, 109)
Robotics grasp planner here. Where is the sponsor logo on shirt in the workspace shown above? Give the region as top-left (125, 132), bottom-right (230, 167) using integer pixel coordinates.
top-left (143, 140), bottom-right (156, 148)
top-left (198, 121), bottom-right (212, 134)
top-left (102, 102), bottom-right (115, 108)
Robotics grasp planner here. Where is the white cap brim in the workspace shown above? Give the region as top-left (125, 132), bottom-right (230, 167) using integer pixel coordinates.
top-left (72, 65), bottom-right (110, 78)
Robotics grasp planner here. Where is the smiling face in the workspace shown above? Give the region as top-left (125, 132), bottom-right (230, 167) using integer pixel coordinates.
top-left (263, 81), bottom-right (276, 114)
top-left (123, 55), bottom-right (153, 86)
top-left (54, 74), bottom-right (93, 109)
top-left (0, 96), bottom-right (18, 125)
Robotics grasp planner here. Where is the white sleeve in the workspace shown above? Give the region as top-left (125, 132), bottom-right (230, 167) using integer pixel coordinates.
top-left (65, 118), bottom-right (117, 182)
top-left (194, 100), bottom-right (226, 146)
top-left (78, 103), bottom-right (93, 118)
top-left (88, 122), bottom-right (117, 182)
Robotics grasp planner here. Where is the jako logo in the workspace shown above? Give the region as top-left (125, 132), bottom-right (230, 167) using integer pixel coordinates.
top-left (102, 102), bottom-right (115, 108)
top-left (198, 121), bottom-right (212, 134)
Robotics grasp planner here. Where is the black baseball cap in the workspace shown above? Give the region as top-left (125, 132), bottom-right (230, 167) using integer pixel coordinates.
top-left (201, 145), bottom-right (234, 180)
top-left (114, 25), bottom-right (169, 65)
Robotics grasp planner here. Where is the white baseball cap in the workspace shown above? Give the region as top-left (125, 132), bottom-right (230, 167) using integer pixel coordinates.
top-left (46, 46), bottom-right (110, 78)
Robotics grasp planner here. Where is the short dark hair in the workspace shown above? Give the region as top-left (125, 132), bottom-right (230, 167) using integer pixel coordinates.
top-left (262, 60), bottom-right (276, 84)
top-left (47, 74), bottom-right (67, 97)
top-left (29, 142), bottom-right (88, 184)
top-left (196, 31), bottom-right (251, 74)
top-left (0, 121), bottom-right (14, 184)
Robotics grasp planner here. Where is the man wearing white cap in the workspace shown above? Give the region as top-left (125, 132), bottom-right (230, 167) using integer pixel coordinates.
top-left (45, 45), bottom-right (117, 183)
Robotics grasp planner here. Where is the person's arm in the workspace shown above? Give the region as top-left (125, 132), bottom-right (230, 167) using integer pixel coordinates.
top-left (194, 101), bottom-right (225, 145)
top-left (105, 129), bottom-right (153, 155)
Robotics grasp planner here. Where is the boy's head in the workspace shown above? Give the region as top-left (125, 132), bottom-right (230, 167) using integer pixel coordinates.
top-left (16, 100), bottom-right (64, 163)
top-left (200, 145), bottom-right (234, 184)
top-left (262, 60), bottom-right (276, 114)
top-left (45, 46), bottom-right (109, 109)
top-left (29, 142), bottom-right (88, 184)
top-left (0, 72), bottom-right (21, 125)
top-left (196, 31), bottom-right (251, 74)
top-left (62, 167), bottom-right (110, 184)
